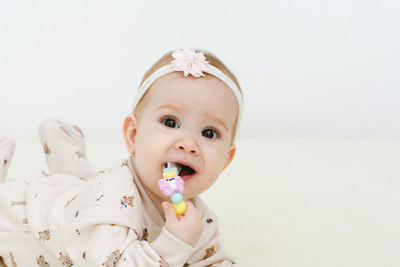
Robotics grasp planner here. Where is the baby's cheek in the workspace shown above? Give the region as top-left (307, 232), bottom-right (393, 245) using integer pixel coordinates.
top-left (214, 150), bottom-right (229, 170)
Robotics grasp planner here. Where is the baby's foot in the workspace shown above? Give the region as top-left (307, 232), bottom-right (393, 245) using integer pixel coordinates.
top-left (38, 118), bottom-right (95, 180)
top-left (0, 135), bottom-right (16, 183)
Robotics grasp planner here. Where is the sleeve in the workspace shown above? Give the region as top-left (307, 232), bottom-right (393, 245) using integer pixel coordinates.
top-left (184, 229), bottom-right (245, 267)
top-left (48, 207), bottom-right (196, 267)
top-left (181, 202), bottom-right (246, 267)
top-left (25, 170), bottom-right (195, 267)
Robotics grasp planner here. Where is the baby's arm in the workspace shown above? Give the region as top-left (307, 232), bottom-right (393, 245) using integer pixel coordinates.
top-left (29, 173), bottom-right (197, 266)
top-left (45, 200), bottom-right (239, 267)
top-left (159, 200), bottom-right (244, 266)
top-left (33, 192), bottom-right (240, 267)
top-left (178, 203), bottom-right (244, 266)
top-left (54, 210), bottom-right (196, 266)
top-left (186, 231), bottom-right (244, 267)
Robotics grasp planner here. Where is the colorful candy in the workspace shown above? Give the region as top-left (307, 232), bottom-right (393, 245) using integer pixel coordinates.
top-left (158, 164), bottom-right (186, 215)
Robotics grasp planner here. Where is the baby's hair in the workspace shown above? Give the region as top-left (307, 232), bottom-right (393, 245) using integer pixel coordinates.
top-left (135, 49), bottom-right (242, 142)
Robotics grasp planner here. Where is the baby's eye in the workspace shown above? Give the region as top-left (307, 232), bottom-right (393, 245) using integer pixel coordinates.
top-left (202, 128), bottom-right (219, 139)
top-left (162, 117), bottom-right (179, 128)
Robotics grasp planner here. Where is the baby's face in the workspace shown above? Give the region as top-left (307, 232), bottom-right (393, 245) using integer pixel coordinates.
top-left (127, 72), bottom-right (238, 201)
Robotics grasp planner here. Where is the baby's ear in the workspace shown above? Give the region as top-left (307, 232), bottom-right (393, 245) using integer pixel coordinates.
top-left (122, 114), bottom-right (138, 155)
top-left (222, 144), bottom-right (236, 171)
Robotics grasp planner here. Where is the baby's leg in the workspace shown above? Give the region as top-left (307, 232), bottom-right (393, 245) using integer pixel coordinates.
top-left (38, 118), bottom-right (96, 180)
top-left (0, 135), bottom-right (15, 183)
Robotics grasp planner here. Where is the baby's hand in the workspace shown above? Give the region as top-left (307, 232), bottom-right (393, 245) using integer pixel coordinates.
top-left (162, 200), bottom-right (203, 247)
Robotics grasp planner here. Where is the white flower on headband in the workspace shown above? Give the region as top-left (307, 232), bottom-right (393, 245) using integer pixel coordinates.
top-left (171, 48), bottom-right (210, 78)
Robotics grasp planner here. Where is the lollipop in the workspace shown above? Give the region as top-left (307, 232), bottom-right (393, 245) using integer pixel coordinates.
top-left (158, 163), bottom-right (187, 215)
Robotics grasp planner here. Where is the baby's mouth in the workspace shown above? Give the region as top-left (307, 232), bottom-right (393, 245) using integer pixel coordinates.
top-left (164, 162), bottom-right (196, 179)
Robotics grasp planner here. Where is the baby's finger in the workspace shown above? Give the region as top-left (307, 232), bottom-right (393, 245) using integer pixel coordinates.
top-left (183, 200), bottom-right (196, 215)
top-left (162, 202), bottom-right (177, 222)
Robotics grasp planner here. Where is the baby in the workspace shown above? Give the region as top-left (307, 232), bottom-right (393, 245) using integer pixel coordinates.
top-left (0, 48), bottom-right (243, 266)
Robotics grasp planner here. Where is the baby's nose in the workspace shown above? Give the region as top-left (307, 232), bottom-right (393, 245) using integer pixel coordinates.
top-left (175, 139), bottom-right (199, 155)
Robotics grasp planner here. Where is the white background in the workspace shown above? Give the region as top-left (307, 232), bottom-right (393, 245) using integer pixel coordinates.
top-left (1, 0), bottom-right (399, 143)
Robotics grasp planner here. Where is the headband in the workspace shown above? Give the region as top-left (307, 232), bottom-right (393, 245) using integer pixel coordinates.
top-left (132, 48), bottom-right (243, 138)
